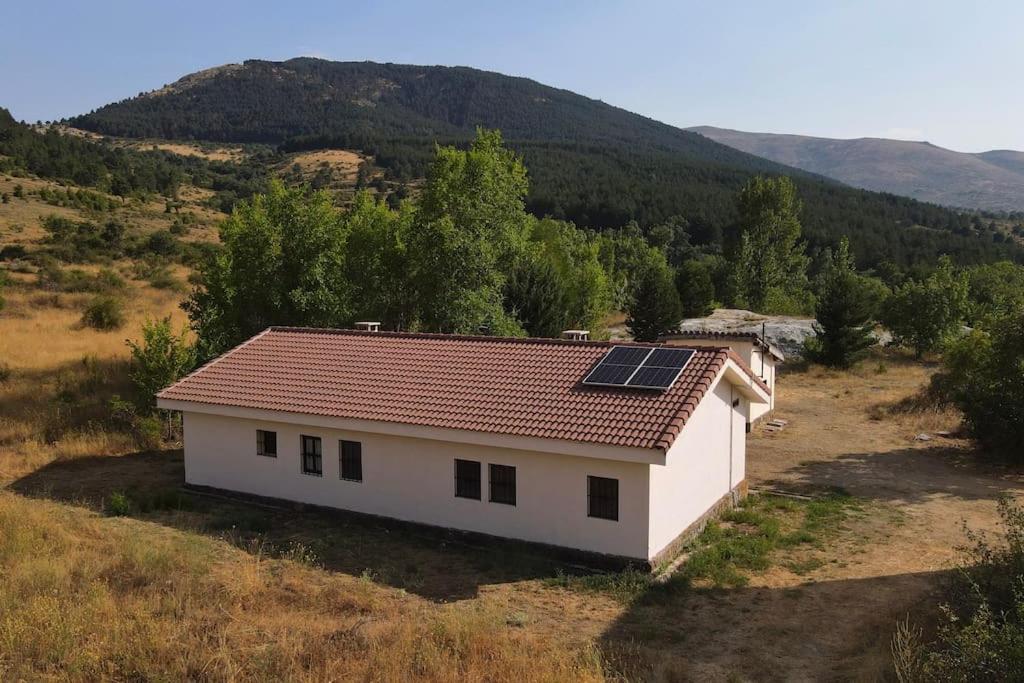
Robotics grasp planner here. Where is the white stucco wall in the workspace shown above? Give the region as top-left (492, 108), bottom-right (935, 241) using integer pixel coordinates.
top-left (646, 376), bottom-right (745, 558)
top-left (182, 411), bottom-right (651, 559)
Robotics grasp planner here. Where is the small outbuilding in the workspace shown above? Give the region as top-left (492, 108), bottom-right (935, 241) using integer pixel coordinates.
top-left (660, 331), bottom-right (783, 425)
top-left (157, 327), bottom-right (770, 565)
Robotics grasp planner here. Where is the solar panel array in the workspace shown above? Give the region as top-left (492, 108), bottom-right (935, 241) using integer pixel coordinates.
top-left (582, 346), bottom-right (694, 391)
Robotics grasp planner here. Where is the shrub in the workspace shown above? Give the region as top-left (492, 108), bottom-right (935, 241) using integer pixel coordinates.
top-left (126, 317), bottom-right (196, 412)
top-left (933, 312), bottom-right (1024, 459)
top-left (81, 295), bottom-right (126, 330)
top-left (0, 244), bottom-right (27, 260)
top-left (106, 492), bottom-right (132, 516)
top-left (894, 498), bottom-right (1024, 680)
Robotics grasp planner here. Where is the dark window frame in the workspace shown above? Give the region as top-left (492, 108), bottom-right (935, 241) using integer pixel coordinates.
top-left (256, 429), bottom-right (277, 457)
top-left (339, 439), bottom-right (363, 482)
top-left (488, 463), bottom-right (516, 506)
top-left (587, 476), bottom-right (619, 521)
top-left (454, 459), bottom-right (481, 500)
top-left (300, 435), bottom-right (322, 477)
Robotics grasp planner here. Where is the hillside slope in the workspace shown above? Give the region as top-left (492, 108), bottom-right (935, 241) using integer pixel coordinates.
top-left (67, 59), bottom-right (1019, 268)
top-left (691, 126), bottom-right (1024, 213)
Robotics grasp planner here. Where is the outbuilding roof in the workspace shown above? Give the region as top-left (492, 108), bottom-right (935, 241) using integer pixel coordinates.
top-left (158, 327), bottom-right (769, 452)
top-left (660, 330), bottom-right (785, 361)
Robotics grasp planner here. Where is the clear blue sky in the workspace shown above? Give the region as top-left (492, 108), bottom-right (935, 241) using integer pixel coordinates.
top-left (3, 0), bottom-right (1021, 152)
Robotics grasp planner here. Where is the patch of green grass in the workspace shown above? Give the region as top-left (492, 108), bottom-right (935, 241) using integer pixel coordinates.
top-left (672, 491), bottom-right (858, 589)
top-left (545, 567), bottom-right (652, 604)
top-left (545, 492), bottom-right (861, 601)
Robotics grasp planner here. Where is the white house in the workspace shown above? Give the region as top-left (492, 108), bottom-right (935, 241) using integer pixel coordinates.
top-left (660, 331), bottom-right (783, 425)
top-left (157, 327), bottom-right (770, 565)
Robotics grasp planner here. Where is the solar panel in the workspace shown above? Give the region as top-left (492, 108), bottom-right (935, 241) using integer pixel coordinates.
top-left (626, 348), bottom-right (694, 390)
top-left (582, 346), bottom-right (653, 387)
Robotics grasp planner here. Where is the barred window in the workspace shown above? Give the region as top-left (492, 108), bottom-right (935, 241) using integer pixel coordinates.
top-left (488, 464), bottom-right (516, 505)
top-left (301, 435), bottom-right (322, 476)
top-left (340, 440), bottom-right (362, 482)
top-left (256, 430), bottom-right (277, 457)
top-left (587, 476), bottom-right (618, 521)
top-left (454, 459), bottom-right (481, 500)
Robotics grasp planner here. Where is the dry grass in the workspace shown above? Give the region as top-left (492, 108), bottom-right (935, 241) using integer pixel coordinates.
top-left (0, 274), bottom-right (186, 481)
top-left (285, 149), bottom-right (365, 182)
top-left (0, 492), bottom-right (607, 681)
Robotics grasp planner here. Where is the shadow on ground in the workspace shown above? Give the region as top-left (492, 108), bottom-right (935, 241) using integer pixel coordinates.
top-left (599, 569), bottom-right (952, 681)
top-left (8, 449), bottom-right (577, 602)
top-left (757, 444), bottom-right (1024, 505)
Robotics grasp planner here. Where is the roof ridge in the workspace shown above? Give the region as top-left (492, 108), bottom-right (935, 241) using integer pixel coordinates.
top-left (267, 326), bottom-right (667, 348)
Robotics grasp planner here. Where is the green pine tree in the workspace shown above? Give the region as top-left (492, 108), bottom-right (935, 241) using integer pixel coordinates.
top-left (627, 256), bottom-right (683, 342)
top-left (804, 238), bottom-right (876, 368)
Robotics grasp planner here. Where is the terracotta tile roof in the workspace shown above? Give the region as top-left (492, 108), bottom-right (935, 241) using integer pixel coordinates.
top-left (158, 327), bottom-right (768, 452)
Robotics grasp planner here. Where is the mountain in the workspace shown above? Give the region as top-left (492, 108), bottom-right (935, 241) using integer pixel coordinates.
top-left (690, 126), bottom-right (1024, 214)
top-left (69, 59), bottom-right (1020, 269)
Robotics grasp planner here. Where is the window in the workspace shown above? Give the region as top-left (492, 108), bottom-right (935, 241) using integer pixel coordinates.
top-left (340, 440), bottom-right (362, 482)
top-left (301, 435), bottom-right (322, 476)
top-left (587, 476), bottom-right (619, 521)
top-left (488, 464), bottom-right (516, 505)
top-left (256, 429), bottom-right (277, 457)
top-left (454, 459), bottom-right (481, 500)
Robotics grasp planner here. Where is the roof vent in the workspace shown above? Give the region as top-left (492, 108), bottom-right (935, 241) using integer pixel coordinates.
top-left (355, 321), bottom-right (381, 332)
top-left (562, 329), bottom-right (590, 341)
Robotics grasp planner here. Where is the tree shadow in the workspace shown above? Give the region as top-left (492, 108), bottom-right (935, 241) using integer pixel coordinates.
top-left (8, 449), bottom-right (593, 602)
top-left (598, 569), bottom-right (952, 681)
top-left (758, 445), bottom-right (1024, 505)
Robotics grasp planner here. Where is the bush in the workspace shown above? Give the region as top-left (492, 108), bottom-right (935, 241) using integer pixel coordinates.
top-left (933, 312), bottom-right (1024, 459)
top-left (894, 498), bottom-right (1024, 680)
top-left (106, 492), bottom-right (132, 516)
top-left (126, 317), bottom-right (196, 412)
top-left (81, 295), bottom-right (126, 330)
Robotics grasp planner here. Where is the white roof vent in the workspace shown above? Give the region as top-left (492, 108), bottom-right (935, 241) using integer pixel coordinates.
top-left (562, 329), bottom-right (590, 341)
top-left (355, 321), bottom-right (381, 332)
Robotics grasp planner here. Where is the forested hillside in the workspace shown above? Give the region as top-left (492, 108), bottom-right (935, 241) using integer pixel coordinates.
top-left (68, 58), bottom-right (1020, 270)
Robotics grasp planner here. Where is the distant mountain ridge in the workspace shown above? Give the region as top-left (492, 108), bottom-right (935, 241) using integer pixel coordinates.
top-left (66, 58), bottom-right (1021, 269)
top-left (689, 126), bottom-right (1024, 213)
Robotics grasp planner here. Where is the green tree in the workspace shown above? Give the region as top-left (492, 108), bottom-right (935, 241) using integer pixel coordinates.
top-left (126, 317), bottom-right (197, 412)
top-left (527, 218), bottom-right (613, 335)
top-left (804, 238), bottom-right (876, 368)
top-left (504, 250), bottom-right (569, 337)
top-left (675, 259), bottom-right (715, 318)
top-left (730, 176), bottom-right (811, 314)
top-left (343, 191), bottom-right (414, 330)
top-left (627, 254), bottom-right (682, 342)
top-left (407, 129), bottom-right (529, 334)
top-left (184, 181), bottom-right (349, 357)
top-left (966, 261), bottom-right (1024, 329)
top-left (881, 256), bottom-right (969, 358)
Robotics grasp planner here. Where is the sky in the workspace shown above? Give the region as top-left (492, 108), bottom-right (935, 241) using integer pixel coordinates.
top-left (2, 0), bottom-right (1022, 153)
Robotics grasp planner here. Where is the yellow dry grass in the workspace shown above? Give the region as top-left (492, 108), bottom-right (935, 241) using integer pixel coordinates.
top-left (285, 149), bottom-right (365, 182)
top-left (0, 278), bottom-right (186, 481)
top-left (0, 491), bottom-right (606, 681)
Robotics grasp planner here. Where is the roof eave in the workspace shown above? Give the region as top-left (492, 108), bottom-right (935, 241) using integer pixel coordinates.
top-left (157, 397), bottom-right (669, 465)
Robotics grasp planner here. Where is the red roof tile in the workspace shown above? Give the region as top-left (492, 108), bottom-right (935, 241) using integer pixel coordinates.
top-left (158, 327), bottom-right (767, 452)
